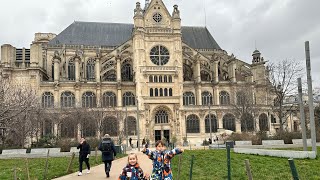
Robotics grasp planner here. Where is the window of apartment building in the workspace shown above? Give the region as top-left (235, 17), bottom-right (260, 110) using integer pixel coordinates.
top-left (42, 92), bottom-right (54, 108)
top-left (219, 91), bottom-right (230, 105)
top-left (205, 114), bottom-right (218, 133)
top-left (60, 91), bottom-right (75, 108)
top-left (183, 92), bottom-right (195, 105)
top-left (186, 114), bottom-right (200, 133)
top-left (102, 92), bottom-right (117, 107)
top-left (223, 113), bottom-right (235, 131)
top-left (202, 91), bottom-right (213, 106)
top-left (123, 92), bottom-right (135, 106)
top-left (82, 92), bottom-right (97, 108)
top-left (86, 59), bottom-right (95, 81)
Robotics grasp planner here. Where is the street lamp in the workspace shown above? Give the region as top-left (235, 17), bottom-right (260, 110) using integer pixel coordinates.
top-left (208, 102), bottom-right (213, 142)
top-left (136, 98), bottom-right (140, 151)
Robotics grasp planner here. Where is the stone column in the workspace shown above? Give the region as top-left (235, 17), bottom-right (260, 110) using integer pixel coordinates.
top-left (54, 123), bottom-right (59, 138)
top-left (213, 61), bottom-right (219, 83)
top-left (231, 61), bottom-right (236, 83)
top-left (116, 57), bottom-right (121, 81)
top-left (75, 88), bottom-right (80, 107)
top-left (54, 89), bottom-right (59, 108)
top-left (236, 119), bottom-right (241, 133)
top-left (200, 112), bottom-right (206, 134)
top-left (196, 85), bottom-right (202, 106)
top-left (217, 112), bottom-right (223, 129)
top-left (118, 88), bottom-right (122, 107)
top-left (54, 58), bottom-right (61, 82)
top-left (75, 57), bottom-right (80, 83)
top-left (255, 117), bottom-right (260, 132)
top-left (96, 86), bottom-right (101, 107)
top-left (195, 58), bottom-right (201, 83)
top-left (95, 58), bottom-right (100, 83)
top-left (214, 87), bottom-right (219, 105)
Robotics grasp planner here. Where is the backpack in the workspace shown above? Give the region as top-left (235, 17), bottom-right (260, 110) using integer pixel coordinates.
top-left (101, 139), bottom-right (112, 153)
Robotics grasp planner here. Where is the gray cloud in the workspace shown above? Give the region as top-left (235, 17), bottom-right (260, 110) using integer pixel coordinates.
top-left (0, 0), bottom-right (319, 87)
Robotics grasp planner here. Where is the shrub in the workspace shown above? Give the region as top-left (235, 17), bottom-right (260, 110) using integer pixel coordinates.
top-left (86, 137), bottom-right (100, 150)
top-left (202, 139), bottom-right (209, 146)
top-left (270, 131), bottom-right (302, 144)
top-left (56, 138), bottom-right (78, 152)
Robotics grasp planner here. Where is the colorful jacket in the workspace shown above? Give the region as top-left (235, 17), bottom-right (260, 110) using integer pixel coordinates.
top-left (118, 163), bottom-right (146, 180)
top-left (144, 148), bottom-right (183, 180)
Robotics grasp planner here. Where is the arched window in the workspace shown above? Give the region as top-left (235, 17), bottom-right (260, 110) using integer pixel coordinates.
top-left (259, 113), bottom-right (269, 131)
top-left (102, 92), bottom-right (116, 107)
top-left (102, 70), bottom-right (116, 82)
top-left (102, 116), bottom-right (118, 136)
top-left (86, 59), bottom-right (95, 81)
top-left (160, 88), bottom-right (163, 96)
top-left (155, 89), bottom-right (159, 96)
top-left (223, 113), bottom-right (235, 131)
top-left (186, 114), bottom-right (200, 133)
top-left (60, 120), bottom-right (77, 138)
top-left (68, 60), bottom-right (75, 81)
top-left (271, 114), bottom-right (276, 123)
top-left (183, 92), bottom-right (195, 105)
top-left (123, 92), bottom-right (135, 106)
top-left (169, 88), bottom-right (173, 96)
top-left (164, 75), bottom-right (167, 82)
top-left (150, 89), bottom-right (154, 97)
top-left (149, 76), bottom-right (153, 82)
top-left (60, 91), bottom-right (75, 108)
top-left (42, 92), bottom-right (54, 108)
top-left (154, 76), bottom-right (158, 83)
top-left (121, 62), bottom-right (133, 81)
top-left (155, 110), bottom-right (169, 124)
top-left (81, 117), bottom-right (96, 137)
top-left (164, 88), bottom-right (168, 96)
top-left (202, 91), bottom-right (213, 106)
top-left (82, 92), bottom-right (97, 108)
top-left (201, 70), bottom-right (211, 81)
top-left (168, 75), bottom-right (172, 82)
top-left (205, 114), bottom-right (218, 133)
top-left (159, 76), bottom-right (162, 82)
top-left (124, 116), bottom-right (137, 135)
top-left (219, 91), bottom-right (230, 105)
top-left (241, 113), bottom-right (254, 132)
top-left (41, 119), bottom-right (53, 136)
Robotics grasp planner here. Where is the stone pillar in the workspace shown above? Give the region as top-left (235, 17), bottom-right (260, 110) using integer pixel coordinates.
top-left (54, 123), bottom-right (59, 137)
top-left (75, 89), bottom-right (80, 107)
top-left (255, 117), bottom-right (260, 132)
top-left (75, 57), bottom-right (80, 83)
top-left (116, 57), bottom-right (121, 81)
top-left (236, 119), bottom-right (241, 133)
top-left (213, 61), bottom-right (219, 83)
top-left (217, 112), bottom-right (223, 129)
top-left (196, 85), bottom-right (202, 106)
top-left (96, 86), bottom-right (101, 107)
top-left (118, 88), bottom-right (122, 107)
top-left (195, 58), bottom-right (201, 83)
top-left (231, 61), bottom-right (236, 83)
top-left (95, 58), bottom-right (100, 83)
top-left (214, 87), bottom-right (219, 105)
top-left (54, 89), bottom-right (59, 108)
top-left (54, 58), bottom-right (61, 82)
top-left (200, 113), bottom-right (206, 134)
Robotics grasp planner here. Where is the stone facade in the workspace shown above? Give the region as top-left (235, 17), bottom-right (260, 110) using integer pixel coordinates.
top-left (0, 0), bottom-right (282, 145)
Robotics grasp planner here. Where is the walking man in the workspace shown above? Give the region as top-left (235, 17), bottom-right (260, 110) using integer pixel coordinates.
top-left (98, 134), bottom-right (116, 178)
top-left (77, 137), bottom-right (91, 176)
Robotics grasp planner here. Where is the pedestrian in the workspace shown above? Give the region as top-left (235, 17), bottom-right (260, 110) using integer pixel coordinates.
top-left (137, 140), bottom-right (139, 148)
top-left (77, 137), bottom-right (91, 176)
top-left (142, 140), bottom-right (184, 180)
top-left (142, 138), bottom-right (146, 146)
top-left (118, 153), bottom-right (150, 180)
top-left (208, 138), bottom-right (212, 144)
top-left (98, 134), bottom-right (117, 178)
top-left (129, 137), bottom-right (133, 148)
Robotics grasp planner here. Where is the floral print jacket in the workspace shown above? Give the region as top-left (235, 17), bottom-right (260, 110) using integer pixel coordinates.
top-left (144, 148), bottom-right (183, 180)
top-left (118, 163), bottom-right (147, 180)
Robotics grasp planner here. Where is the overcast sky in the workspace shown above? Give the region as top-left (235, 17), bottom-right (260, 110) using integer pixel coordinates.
top-left (0, 0), bottom-right (319, 89)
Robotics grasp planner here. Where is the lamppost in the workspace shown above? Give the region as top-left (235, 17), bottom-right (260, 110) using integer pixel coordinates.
top-left (125, 106), bottom-right (128, 148)
top-left (136, 98), bottom-right (140, 151)
top-left (208, 102), bottom-right (213, 142)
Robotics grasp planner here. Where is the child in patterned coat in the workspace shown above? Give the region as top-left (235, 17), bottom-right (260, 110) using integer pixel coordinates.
top-left (142, 140), bottom-right (183, 180)
top-left (118, 153), bottom-right (149, 180)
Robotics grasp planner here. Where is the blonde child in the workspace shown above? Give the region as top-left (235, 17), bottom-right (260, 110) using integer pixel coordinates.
top-left (118, 153), bottom-right (149, 180)
top-left (142, 140), bottom-right (183, 180)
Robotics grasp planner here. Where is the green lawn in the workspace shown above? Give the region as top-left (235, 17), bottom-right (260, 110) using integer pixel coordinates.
top-left (171, 148), bottom-right (320, 180)
top-left (0, 154), bottom-right (127, 180)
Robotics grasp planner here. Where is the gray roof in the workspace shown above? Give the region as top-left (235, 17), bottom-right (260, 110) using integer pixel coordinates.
top-left (49, 21), bottom-right (221, 50)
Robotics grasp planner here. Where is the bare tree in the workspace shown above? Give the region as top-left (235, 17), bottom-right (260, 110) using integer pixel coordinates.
top-left (268, 59), bottom-right (303, 131)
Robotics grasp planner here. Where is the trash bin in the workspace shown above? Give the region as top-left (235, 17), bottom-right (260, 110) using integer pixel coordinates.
top-left (114, 145), bottom-right (123, 154)
top-left (225, 141), bottom-right (234, 148)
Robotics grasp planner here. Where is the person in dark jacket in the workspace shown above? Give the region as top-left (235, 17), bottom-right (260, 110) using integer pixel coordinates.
top-left (98, 134), bottom-right (117, 178)
top-left (77, 137), bottom-right (91, 176)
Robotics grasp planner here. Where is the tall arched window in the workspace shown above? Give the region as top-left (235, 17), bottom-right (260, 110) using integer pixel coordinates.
top-left (219, 91), bottom-right (230, 105)
top-left (68, 60), bottom-right (75, 81)
top-left (168, 75), bottom-right (172, 82)
top-left (241, 113), bottom-right (254, 132)
top-left (51, 62), bottom-right (54, 80)
top-left (159, 76), bottom-right (163, 82)
top-left (123, 92), bottom-right (135, 106)
top-left (121, 61), bottom-right (133, 81)
top-left (202, 91), bottom-right (213, 106)
top-left (103, 70), bottom-right (116, 82)
top-left (41, 119), bottom-right (53, 136)
top-left (82, 92), bottom-right (97, 108)
top-left (81, 117), bottom-right (96, 137)
top-left (102, 92), bottom-right (116, 107)
top-left (42, 92), bottom-right (54, 108)
top-left (160, 88), bottom-right (163, 96)
top-left (154, 76), bottom-right (158, 83)
top-left (164, 88), bottom-right (168, 96)
top-left (183, 92), bottom-right (195, 105)
top-left (102, 116), bottom-right (118, 136)
top-left (259, 113), bottom-right (269, 131)
top-left (201, 70), bottom-right (211, 81)
top-left (155, 89), bottom-right (159, 96)
top-left (124, 116), bottom-right (137, 135)
top-left (149, 76), bottom-right (153, 82)
top-left (223, 113), bottom-right (235, 131)
top-left (164, 75), bottom-right (168, 82)
top-left (155, 110), bottom-right (169, 124)
top-left (186, 114), bottom-right (200, 133)
top-left (205, 114), bottom-right (218, 133)
top-left (86, 59), bottom-right (95, 81)
top-left (169, 88), bottom-right (172, 96)
top-left (150, 89), bottom-right (154, 97)
top-left (60, 120), bottom-right (77, 138)
top-left (60, 91), bottom-right (75, 108)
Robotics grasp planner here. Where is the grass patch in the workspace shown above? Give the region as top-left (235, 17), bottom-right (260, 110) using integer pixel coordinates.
top-left (171, 148), bottom-right (320, 180)
top-left (0, 154), bottom-right (127, 179)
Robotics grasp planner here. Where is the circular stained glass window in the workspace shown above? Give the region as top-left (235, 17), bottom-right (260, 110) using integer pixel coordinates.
top-left (150, 45), bottom-right (170, 65)
top-left (153, 13), bottom-right (162, 23)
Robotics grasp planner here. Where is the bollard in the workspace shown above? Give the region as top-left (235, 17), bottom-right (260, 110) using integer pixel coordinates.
top-left (43, 149), bottom-right (50, 180)
top-left (288, 159), bottom-right (299, 180)
top-left (25, 158), bottom-right (30, 180)
top-left (66, 152), bottom-right (76, 173)
top-left (189, 155), bottom-right (195, 180)
top-left (245, 159), bottom-right (253, 180)
top-left (227, 145), bottom-right (231, 180)
top-left (177, 154), bottom-right (183, 180)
